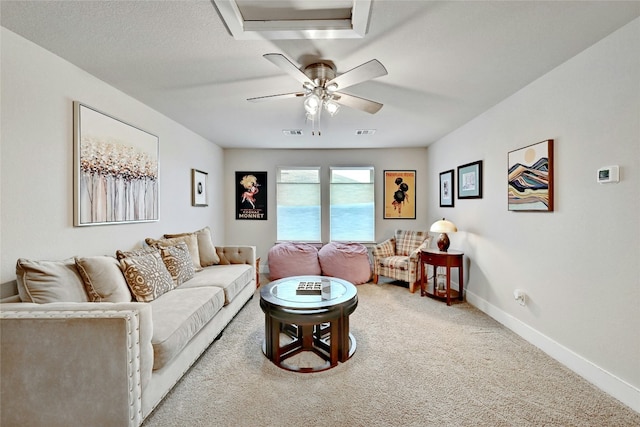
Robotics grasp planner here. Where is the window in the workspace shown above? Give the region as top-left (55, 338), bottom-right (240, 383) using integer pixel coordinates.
top-left (276, 167), bottom-right (321, 241)
top-left (330, 167), bottom-right (375, 242)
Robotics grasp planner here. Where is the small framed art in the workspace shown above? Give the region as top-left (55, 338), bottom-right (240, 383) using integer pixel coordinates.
top-left (383, 170), bottom-right (416, 219)
top-left (508, 139), bottom-right (554, 211)
top-left (439, 169), bottom-right (455, 207)
top-left (192, 169), bottom-right (208, 207)
top-left (457, 160), bottom-right (483, 199)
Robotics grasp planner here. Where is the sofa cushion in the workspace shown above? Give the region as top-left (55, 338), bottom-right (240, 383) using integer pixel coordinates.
top-left (179, 264), bottom-right (253, 305)
top-left (149, 286), bottom-right (225, 370)
top-left (377, 255), bottom-right (410, 271)
top-left (16, 258), bottom-right (89, 303)
top-left (75, 256), bottom-right (133, 302)
top-left (159, 242), bottom-right (195, 286)
top-left (164, 227), bottom-right (220, 267)
top-left (146, 234), bottom-right (202, 271)
top-left (119, 251), bottom-right (175, 302)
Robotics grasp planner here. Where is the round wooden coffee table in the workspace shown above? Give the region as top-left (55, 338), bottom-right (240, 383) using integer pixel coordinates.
top-left (259, 275), bottom-right (358, 372)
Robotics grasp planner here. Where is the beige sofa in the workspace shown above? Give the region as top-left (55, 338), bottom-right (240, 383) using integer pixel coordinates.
top-left (0, 230), bottom-right (256, 427)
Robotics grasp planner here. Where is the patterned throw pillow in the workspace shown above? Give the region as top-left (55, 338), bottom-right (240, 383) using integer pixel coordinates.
top-left (145, 234), bottom-right (202, 271)
top-left (164, 226), bottom-right (220, 267)
top-left (115, 246), bottom-right (156, 261)
top-left (119, 250), bottom-right (175, 302)
top-left (160, 242), bottom-right (195, 286)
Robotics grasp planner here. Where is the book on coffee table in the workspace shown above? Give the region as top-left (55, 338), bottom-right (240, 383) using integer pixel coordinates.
top-left (296, 281), bottom-right (323, 295)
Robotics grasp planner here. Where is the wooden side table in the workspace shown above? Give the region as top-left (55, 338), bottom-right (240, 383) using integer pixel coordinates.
top-left (255, 257), bottom-right (261, 288)
top-left (420, 249), bottom-right (464, 306)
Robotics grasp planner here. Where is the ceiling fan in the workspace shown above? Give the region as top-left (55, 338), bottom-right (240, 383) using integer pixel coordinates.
top-left (247, 53), bottom-right (388, 124)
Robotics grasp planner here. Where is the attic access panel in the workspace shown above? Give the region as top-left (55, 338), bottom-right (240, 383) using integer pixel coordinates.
top-left (213, 0), bottom-right (372, 40)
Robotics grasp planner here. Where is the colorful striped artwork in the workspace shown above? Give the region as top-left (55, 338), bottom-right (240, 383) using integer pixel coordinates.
top-left (508, 139), bottom-right (554, 211)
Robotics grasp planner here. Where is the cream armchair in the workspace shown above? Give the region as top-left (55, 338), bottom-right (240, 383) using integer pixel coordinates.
top-left (372, 229), bottom-right (431, 293)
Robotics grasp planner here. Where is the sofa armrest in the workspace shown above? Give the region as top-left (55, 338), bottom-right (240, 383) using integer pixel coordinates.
top-left (216, 245), bottom-right (256, 268)
top-left (409, 237), bottom-right (433, 261)
top-left (0, 302), bottom-right (153, 427)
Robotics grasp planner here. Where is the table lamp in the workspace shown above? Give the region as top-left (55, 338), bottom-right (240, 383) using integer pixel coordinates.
top-left (430, 218), bottom-right (457, 252)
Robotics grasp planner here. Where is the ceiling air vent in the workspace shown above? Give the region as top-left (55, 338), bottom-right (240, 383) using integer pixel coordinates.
top-left (355, 129), bottom-right (376, 135)
top-left (283, 129), bottom-right (303, 136)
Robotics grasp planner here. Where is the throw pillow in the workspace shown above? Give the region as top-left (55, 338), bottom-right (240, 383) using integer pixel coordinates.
top-left (119, 250), bottom-right (175, 302)
top-left (145, 234), bottom-right (202, 271)
top-left (75, 256), bottom-right (133, 302)
top-left (16, 258), bottom-right (89, 303)
top-left (159, 242), bottom-right (195, 286)
top-left (164, 226), bottom-right (220, 266)
top-left (115, 246), bottom-right (156, 261)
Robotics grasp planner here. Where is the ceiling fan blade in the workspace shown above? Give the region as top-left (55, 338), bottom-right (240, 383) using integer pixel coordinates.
top-left (333, 92), bottom-right (383, 114)
top-left (327, 59), bottom-right (387, 91)
top-left (247, 92), bottom-right (305, 102)
top-left (263, 53), bottom-right (314, 86)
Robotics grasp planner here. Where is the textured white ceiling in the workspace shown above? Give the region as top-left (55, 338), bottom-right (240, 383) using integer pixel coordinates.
top-left (2, 1), bottom-right (639, 149)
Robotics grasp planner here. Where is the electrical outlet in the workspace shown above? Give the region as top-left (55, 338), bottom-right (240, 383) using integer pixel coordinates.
top-left (514, 289), bottom-right (526, 306)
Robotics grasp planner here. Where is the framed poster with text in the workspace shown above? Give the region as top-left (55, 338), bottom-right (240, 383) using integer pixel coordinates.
top-left (235, 171), bottom-right (267, 220)
top-left (383, 170), bottom-right (416, 219)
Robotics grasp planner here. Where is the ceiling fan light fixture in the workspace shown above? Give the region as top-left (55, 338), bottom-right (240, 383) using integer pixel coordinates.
top-left (304, 94), bottom-right (320, 114)
top-left (249, 53), bottom-right (387, 126)
top-left (324, 99), bottom-right (340, 116)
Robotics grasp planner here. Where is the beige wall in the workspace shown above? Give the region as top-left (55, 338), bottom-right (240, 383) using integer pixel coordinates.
top-left (426, 18), bottom-right (640, 409)
top-left (0, 28), bottom-right (226, 285)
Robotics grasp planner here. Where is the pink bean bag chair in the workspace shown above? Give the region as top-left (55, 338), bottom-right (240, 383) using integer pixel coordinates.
top-left (268, 242), bottom-right (321, 280)
top-left (318, 242), bottom-right (372, 285)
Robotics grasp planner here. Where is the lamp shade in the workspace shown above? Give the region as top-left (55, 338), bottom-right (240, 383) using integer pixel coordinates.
top-left (430, 218), bottom-right (457, 234)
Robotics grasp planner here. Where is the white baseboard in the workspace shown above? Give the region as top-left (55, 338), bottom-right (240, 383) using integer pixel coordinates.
top-left (465, 289), bottom-right (640, 413)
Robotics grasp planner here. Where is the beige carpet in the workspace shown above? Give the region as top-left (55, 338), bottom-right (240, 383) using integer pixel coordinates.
top-left (142, 281), bottom-right (640, 426)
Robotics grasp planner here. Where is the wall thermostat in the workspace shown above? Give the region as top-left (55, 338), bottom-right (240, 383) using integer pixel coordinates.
top-left (597, 165), bottom-right (619, 183)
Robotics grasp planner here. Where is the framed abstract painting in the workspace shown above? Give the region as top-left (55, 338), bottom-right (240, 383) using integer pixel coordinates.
top-left (508, 139), bottom-right (554, 211)
top-left (73, 102), bottom-right (159, 226)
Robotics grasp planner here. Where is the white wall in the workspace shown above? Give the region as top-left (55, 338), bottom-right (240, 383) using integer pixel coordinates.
top-left (427, 18), bottom-right (640, 410)
top-left (223, 148), bottom-right (430, 263)
top-left (0, 28), bottom-right (226, 286)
